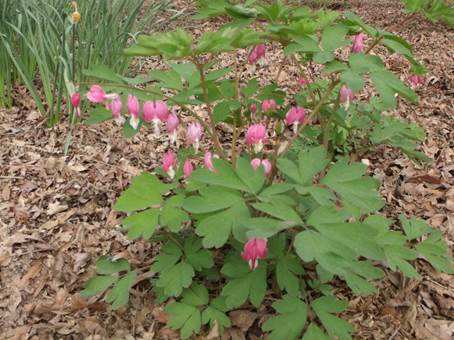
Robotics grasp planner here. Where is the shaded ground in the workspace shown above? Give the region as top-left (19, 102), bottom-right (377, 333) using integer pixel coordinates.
top-left (1, 1), bottom-right (453, 339)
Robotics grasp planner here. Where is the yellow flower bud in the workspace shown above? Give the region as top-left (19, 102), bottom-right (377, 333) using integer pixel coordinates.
top-left (72, 11), bottom-right (80, 23)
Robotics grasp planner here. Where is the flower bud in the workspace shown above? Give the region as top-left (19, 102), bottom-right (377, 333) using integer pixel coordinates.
top-left (183, 160), bottom-right (194, 178)
top-left (261, 99), bottom-right (277, 113)
top-left (351, 33), bottom-right (366, 53)
top-left (204, 151), bottom-right (215, 172)
top-left (248, 44), bottom-right (266, 65)
top-left (162, 150), bottom-right (177, 179)
top-left (409, 75), bottom-right (425, 88)
top-left (339, 86), bottom-right (354, 110)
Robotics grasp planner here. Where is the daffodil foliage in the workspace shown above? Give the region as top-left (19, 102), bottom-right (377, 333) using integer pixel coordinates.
top-left (81, 1), bottom-right (452, 339)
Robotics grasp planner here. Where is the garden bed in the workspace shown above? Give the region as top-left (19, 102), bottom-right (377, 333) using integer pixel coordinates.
top-left (0, 1), bottom-right (453, 339)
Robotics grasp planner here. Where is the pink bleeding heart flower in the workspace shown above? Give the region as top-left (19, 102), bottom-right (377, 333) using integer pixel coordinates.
top-left (86, 85), bottom-right (107, 103)
top-left (241, 238), bottom-right (268, 270)
top-left (166, 111), bottom-right (179, 144)
top-left (409, 75), bottom-right (425, 88)
top-left (110, 95), bottom-right (124, 125)
top-left (339, 86), bottom-right (354, 110)
top-left (127, 95), bottom-right (140, 129)
top-left (162, 150), bottom-right (177, 179)
top-left (186, 122), bottom-right (203, 153)
top-left (143, 100), bottom-right (169, 136)
top-left (70, 92), bottom-right (81, 117)
top-left (246, 124), bottom-right (267, 153)
top-left (251, 158), bottom-right (272, 175)
top-left (285, 106), bottom-right (305, 134)
top-left (351, 33), bottom-right (366, 53)
top-left (204, 151), bottom-right (215, 172)
top-left (250, 103), bottom-right (257, 114)
top-left (261, 159), bottom-right (272, 175)
top-left (261, 99), bottom-right (277, 113)
top-left (183, 160), bottom-right (194, 178)
top-left (248, 44), bottom-right (266, 65)
top-left (298, 79), bottom-right (308, 87)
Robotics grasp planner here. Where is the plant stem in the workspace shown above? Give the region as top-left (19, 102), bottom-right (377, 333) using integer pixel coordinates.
top-left (195, 62), bottom-right (226, 158)
top-left (231, 55), bottom-right (241, 167)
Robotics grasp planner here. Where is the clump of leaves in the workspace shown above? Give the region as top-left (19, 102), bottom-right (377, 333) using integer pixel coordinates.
top-left (80, 1), bottom-right (452, 338)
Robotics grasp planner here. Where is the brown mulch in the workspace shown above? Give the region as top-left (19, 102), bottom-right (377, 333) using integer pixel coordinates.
top-left (1, 1), bottom-right (453, 339)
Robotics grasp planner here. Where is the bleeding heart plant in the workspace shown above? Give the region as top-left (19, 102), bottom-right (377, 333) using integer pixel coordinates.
top-left (80, 2), bottom-right (452, 339)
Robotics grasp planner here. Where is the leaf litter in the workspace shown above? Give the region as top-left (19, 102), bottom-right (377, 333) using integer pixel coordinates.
top-left (0, 0), bottom-right (452, 339)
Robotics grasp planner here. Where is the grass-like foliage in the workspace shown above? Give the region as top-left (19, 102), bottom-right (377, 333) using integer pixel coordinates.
top-left (0, 0), bottom-right (167, 126)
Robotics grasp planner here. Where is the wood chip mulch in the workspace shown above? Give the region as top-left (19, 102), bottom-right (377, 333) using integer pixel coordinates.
top-left (0, 1), bottom-right (452, 339)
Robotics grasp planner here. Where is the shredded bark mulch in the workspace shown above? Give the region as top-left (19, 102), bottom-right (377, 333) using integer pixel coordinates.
top-left (0, 1), bottom-right (452, 339)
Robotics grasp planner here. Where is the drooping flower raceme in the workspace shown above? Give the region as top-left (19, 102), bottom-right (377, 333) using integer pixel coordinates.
top-left (127, 95), bottom-right (140, 129)
top-left (162, 150), bottom-right (177, 179)
top-left (248, 44), bottom-right (266, 65)
top-left (71, 92), bottom-right (81, 117)
top-left (409, 75), bottom-right (425, 88)
top-left (186, 122), bottom-right (203, 153)
top-left (351, 33), bottom-right (366, 53)
top-left (241, 238), bottom-right (268, 270)
top-left (246, 124), bottom-right (267, 153)
top-left (285, 106), bottom-right (305, 134)
top-left (144, 100), bottom-right (169, 136)
top-left (166, 111), bottom-right (179, 144)
top-left (204, 151), bottom-right (215, 172)
top-left (261, 99), bottom-right (277, 113)
top-left (340, 86), bottom-right (354, 110)
top-left (251, 158), bottom-right (272, 175)
top-left (183, 160), bottom-right (194, 178)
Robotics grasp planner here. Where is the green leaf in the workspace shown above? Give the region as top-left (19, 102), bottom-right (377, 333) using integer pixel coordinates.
top-left (161, 195), bottom-right (189, 232)
top-left (262, 295), bottom-right (307, 340)
top-left (122, 208), bottom-right (160, 240)
top-left (321, 24), bottom-right (349, 51)
top-left (113, 173), bottom-right (170, 212)
top-left (81, 275), bottom-right (117, 297)
top-left (313, 51), bottom-right (334, 64)
top-left (253, 201), bottom-right (302, 224)
top-left (85, 106), bottom-right (112, 125)
top-left (170, 62), bottom-right (198, 81)
top-left (340, 70), bottom-right (364, 92)
top-left (298, 146), bottom-right (329, 184)
top-left (184, 238), bottom-right (214, 270)
top-left (149, 69), bottom-right (183, 90)
top-left (236, 157), bottom-right (265, 194)
top-left (128, 30), bottom-right (193, 58)
top-left (150, 242), bottom-right (183, 273)
top-left (416, 233), bottom-right (453, 274)
top-left (371, 70), bottom-right (417, 109)
top-left (83, 64), bottom-right (126, 83)
top-left (105, 271), bottom-right (137, 310)
top-left (321, 159), bottom-right (384, 216)
top-left (166, 302), bottom-right (202, 339)
top-left (400, 215), bottom-right (432, 240)
top-left (276, 253), bottom-right (304, 296)
top-left (202, 297), bottom-right (231, 333)
top-left (196, 201), bottom-right (250, 248)
top-left (190, 159), bottom-right (248, 192)
top-left (349, 53), bottom-right (384, 74)
top-left (96, 256), bottom-right (130, 275)
top-left (221, 255), bottom-right (267, 309)
top-left (244, 217), bottom-right (292, 239)
top-left (183, 187), bottom-right (242, 214)
top-left (155, 261), bottom-right (195, 297)
top-left (312, 296), bottom-right (353, 340)
top-left (302, 323), bottom-right (330, 340)
top-left (181, 284), bottom-right (209, 306)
